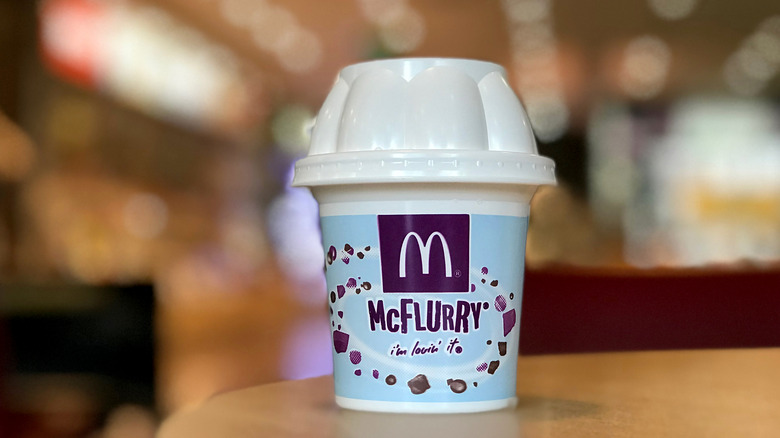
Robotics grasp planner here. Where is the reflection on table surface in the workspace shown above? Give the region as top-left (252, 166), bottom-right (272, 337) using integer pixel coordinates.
top-left (158, 348), bottom-right (780, 438)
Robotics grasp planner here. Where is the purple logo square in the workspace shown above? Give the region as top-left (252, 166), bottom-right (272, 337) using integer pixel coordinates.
top-left (378, 214), bottom-right (470, 293)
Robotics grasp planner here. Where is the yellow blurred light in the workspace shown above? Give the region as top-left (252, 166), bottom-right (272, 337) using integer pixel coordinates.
top-left (0, 113), bottom-right (36, 181)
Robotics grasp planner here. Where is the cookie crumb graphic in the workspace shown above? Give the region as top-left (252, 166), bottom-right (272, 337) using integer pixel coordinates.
top-left (447, 379), bottom-right (467, 394)
top-left (498, 341), bottom-right (507, 356)
top-left (385, 375), bottom-right (397, 385)
top-left (327, 246), bottom-right (336, 265)
top-left (487, 360), bottom-right (500, 375)
top-left (407, 374), bottom-right (431, 395)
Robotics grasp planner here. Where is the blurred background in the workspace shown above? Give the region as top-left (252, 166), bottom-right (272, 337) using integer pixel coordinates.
top-left (0, 0), bottom-right (778, 436)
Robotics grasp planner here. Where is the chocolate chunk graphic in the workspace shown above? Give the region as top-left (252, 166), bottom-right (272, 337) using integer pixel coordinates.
top-left (337, 311), bottom-right (343, 318)
top-left (481, 279), bottom-right (486, 284)
top-left (364, 246), bottom-right (371, 251)
top-left (509, 293), bottom-right (515, 300)
top-left (344, 244), bottom-right (354, 255)
top-left (332, 330), bottom-right (349, 353)
top-left (357, 252), bottom-right (364, 259)
top-left (490, 280), bottom-right (499, 287)
top-left (486, 340), bottom-right (492, 345)
top-left (337, 285), bottom-right (345, 298)
top-left (503, 309), bottom-right (516, 336)
top-left (330, 291), bottom-right (336, 303)
top-left (498, 341), bottom-right (507, 356)
top-left (385, 374), bottom-right (397, 385)
top-left (488, 360), bottom-right (500, 375)
top-left (407, 374), bottom-right (431, 395)
top-left (447, 379), bottom-right (467, 394)
top-left (361, 282), bottom-right (372, 291)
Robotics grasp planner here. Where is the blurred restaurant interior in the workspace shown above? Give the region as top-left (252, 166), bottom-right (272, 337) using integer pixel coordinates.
top-left (0, 0), bottom-right (779, 436)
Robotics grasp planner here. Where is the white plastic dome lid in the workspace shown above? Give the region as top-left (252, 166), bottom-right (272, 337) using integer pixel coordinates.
top-left (293, 58), bottom-right (556, 187)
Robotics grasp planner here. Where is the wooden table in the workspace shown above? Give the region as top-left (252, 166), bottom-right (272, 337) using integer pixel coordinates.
top-left (158, 349), bottom-right (780, 437)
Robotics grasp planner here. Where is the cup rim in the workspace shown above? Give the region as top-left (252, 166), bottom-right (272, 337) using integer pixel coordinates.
top-left (339, 57), bottom-right (507, 83)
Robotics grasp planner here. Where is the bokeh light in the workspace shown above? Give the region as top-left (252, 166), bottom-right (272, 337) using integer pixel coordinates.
top-left (502, 0), bottom-right (551, 24)
top-left (266, 165), bottom-right (325, 305)
top-left (275, 29), bottom-right (323, 74)
top-left (357, 0), bottom-right (426, 54)
top-left (502, 0), bottom-right (569, 143)
top-left (723, 15), bottom-right (780, 96)
top-left (376, 6), bottom-right (426, 54)
top-left (249, 4), bottom-right (297, 51)
top-left (123, 193), bottom-right (168, 240)
top-left (522, 89), bottom-right (570, 143)
top-left (620, 35), bottom-right (671, 99)
top-left (219, 0), bottom-right (257, 27)
top-left (647, 0), bottom-right (699, 21)
top-left (271, 105), bottom-right (315, 155)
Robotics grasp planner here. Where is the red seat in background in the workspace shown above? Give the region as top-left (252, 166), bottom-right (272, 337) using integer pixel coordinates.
top-left (520, 267), bottom-right (780, 355)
